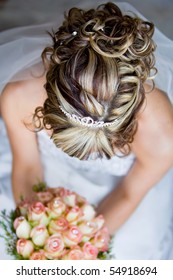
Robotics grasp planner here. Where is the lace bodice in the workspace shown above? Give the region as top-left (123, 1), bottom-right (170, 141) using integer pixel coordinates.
top-left (37, 130), bottom-right (135, 176)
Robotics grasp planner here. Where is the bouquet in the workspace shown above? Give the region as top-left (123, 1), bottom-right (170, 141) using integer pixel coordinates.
top-left (0, 183), bottom-right (113, 260)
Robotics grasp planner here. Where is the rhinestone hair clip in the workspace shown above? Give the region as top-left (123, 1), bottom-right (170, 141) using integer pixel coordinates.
top-left (59, 106), bottom-right (118, 128)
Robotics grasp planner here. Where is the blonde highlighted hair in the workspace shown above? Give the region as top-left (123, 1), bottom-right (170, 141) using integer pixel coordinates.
top-left (33, 2), bottom-right (156, 159)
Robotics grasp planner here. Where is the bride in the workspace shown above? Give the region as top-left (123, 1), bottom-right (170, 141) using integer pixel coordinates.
top-left (0, 1), bottom-right (173, 260)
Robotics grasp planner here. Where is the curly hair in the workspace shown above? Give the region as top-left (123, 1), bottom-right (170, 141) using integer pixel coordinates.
top-left (33, 2), bottom-right (156, 159)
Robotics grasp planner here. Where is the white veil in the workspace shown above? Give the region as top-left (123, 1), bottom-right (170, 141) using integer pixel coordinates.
top-left (0, 1), bottom-right (173, 101)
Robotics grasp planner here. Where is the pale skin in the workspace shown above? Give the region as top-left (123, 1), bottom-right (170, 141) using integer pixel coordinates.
top-left (1, 77), bottom-right (173, 235)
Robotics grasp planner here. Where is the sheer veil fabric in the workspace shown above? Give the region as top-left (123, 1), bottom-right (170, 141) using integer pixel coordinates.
top-left (0, 1), bottom-right (173, 98)
top-left (0, 1), bottom-right (173, 260)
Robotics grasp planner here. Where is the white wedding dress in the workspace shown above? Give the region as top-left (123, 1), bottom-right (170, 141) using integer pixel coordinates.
top-left (0, 1), bottom-right (173, 260)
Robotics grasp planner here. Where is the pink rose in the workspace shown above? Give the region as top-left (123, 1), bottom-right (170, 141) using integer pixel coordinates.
top-left (30, 250), bottom-right (46, 260)
top-left (63, 226), bottom-right (82, 247)
top-left (28, 202), bottom-right (49, 225)
top-left (62, 246), bottom-right (84, 260)
top-left (65, 206), bottom-right (82, 223)
top-left (17, 200), bottom-right (30, 216)
top-left (92, 227), bottom-right (110, 252)
top-left (36, 191), bottom-right (54, 204)
top-left (44, 234), bottom-right (64, 259)
top-left (59, 188), bottom-right (76, 207)
top-left (48, 218), bottom-right (69, 234)
top-left (82, 242), bottom-right (98, 260)
top-left (47, 198), bottom-right (66, 219)
top-left (13, 217), bottom-right (31, 239)
top-left (16, 239), bottom-right (34, 259)
top-left (80, 204), bottom-right (96, 221)
top-left (30, 225), bottom-right (49, 247)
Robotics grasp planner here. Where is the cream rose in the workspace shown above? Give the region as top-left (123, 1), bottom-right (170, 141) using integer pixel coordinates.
top-left (13, 217), bottom-right (31, 239)
top-left (16, 239), bottom-right (34, 259)
top-left (80, 204), bottom-right (96, 221)
top-left (47, 198), bottom-right (66, 219)
top-left (17, 200), bottom-right (30, 217)
top-left (59, 188), bottom-right (76, 207)
top-left (48, 217), bottom-right (69, 234)
top-left (92, 215), bottom-right (105, 231)
top-left (30, 225), bottom-right (49, 247)
top-left (63, 225), bottom-right (82, 247)
top-left (78, 221), bottom-right (97, 236)
top-left (92, 227), bottom-right (110, 252)
top-left (28, 202), bottom-right (49, 225)
top-left (44, 234), bottom-right (64, 259)
top-left (79, 215), bottom-right (105, 237)
top-left (65, 206), bottom-right (82, 223)
top-left (83, 242), bottom-right (98, 260)
top-left (30, 250), bottom-right (46, 260)
top-left (62, 246), bottom-right (84, 260)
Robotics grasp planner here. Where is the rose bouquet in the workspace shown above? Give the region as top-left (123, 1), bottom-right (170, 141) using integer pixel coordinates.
top-left (0, 183), bottom-right (113, 260)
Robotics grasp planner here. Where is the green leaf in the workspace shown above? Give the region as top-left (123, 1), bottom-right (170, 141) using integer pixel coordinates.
top-left (0, 209), bottom-right (20, 259)
top-left (32, 181), bottom-right (47, 193)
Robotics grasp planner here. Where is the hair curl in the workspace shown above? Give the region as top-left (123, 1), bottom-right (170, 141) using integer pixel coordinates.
top-left (33, 2), bottom-right (157, 159)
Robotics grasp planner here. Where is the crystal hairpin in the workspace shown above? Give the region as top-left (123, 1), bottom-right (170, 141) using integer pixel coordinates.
top-left (59, 106), bottom-right (118, 128)
top-left (72, 31), bottom-right (77, 36)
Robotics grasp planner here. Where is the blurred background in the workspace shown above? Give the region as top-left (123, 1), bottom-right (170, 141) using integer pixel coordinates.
top-left (0, 0), bottom-right (173, 39)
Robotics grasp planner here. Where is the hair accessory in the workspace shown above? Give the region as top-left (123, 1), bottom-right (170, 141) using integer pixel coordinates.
top-left (59, 106), bottom-right (118, 128)
top-left (72, 31), bottom-right (77, 36)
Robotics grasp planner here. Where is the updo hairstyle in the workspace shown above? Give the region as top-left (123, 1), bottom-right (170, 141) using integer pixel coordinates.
top-left (33, 2), bottom-right (156, 159)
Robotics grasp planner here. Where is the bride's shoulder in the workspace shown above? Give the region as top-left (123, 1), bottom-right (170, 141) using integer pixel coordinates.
top-left (131, 84), bottom-right (173, 159)
top-left (0, 76), bottom-right (47, 119)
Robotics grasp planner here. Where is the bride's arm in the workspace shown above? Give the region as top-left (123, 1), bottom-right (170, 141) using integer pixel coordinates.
top-left (0, 81), bottom-right (44, 204)
top-left (97, 87), bottom-right (173, 235)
